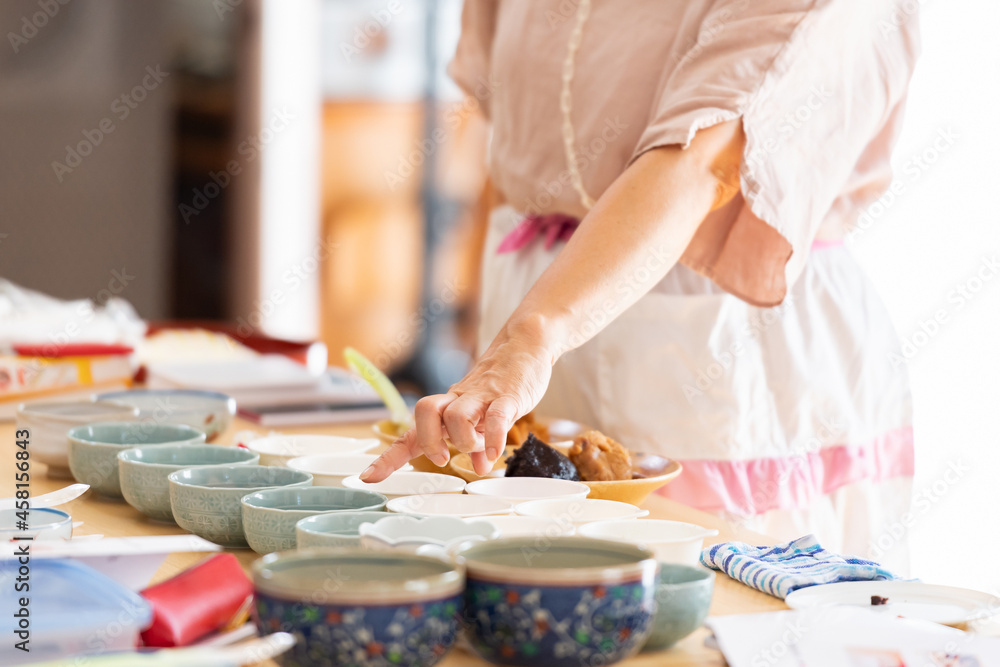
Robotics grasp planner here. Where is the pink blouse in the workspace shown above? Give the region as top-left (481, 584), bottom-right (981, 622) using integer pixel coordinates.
top-left (449, 0), bottom-right (920, 306)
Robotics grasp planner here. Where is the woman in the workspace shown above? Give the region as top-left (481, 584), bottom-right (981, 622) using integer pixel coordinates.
top-left (364, 0), bottom-right (919, 571)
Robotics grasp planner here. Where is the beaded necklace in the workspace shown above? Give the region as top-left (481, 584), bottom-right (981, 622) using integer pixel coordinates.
top-left (559, 0), bottom-right (596, 210)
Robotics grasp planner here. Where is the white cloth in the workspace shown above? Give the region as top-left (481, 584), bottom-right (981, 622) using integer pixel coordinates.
top-left (0, 279), bottom-right (146, 348)
top-left (478, 205), bottom-right (914, 573)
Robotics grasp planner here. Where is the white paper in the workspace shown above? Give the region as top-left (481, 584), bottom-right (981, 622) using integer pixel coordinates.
top-left (0, 535), bottom-right (221, 590)
top-left (0, 278), bottom-right (145, 347)
top-left (707, 607), bottom-right (1000, 667)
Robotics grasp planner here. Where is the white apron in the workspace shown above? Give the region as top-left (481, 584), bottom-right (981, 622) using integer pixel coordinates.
top-left (479, 205), bottom-right (914, 573)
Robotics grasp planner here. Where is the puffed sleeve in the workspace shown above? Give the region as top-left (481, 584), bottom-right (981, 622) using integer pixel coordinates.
top-left (447, 0), bottom-right (499, 119)
top-left (632, 0), bottom-right (920, 305)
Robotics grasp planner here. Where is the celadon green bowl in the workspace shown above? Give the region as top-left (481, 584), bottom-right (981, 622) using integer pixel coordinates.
top-left (118, 444), bottom-right (260, 522)
top-left (295, 510), bottom-right (391, 550)
top-left (241, 486), bottom-right (388, 554)
top-left (68, 421), bottom-right (206, 498)
top-left (168, 465), bottom-right (312, 548)
top-left (641, 564), bottom-right (715, 651)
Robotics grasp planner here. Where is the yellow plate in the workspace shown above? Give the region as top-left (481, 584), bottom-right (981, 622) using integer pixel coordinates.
top-left (582, 460), bottom-right (683, 505)
top-left (371, 417), bottom-right (592, 478)
top-left (371, 419), bottom-right (450, 474)
top-left (372, 418), bottom-right (409, 445)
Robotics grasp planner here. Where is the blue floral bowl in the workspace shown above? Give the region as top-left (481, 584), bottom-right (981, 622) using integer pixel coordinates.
top-left (252, 549), bottom-right (465, 667)
top-left (457, 536), bottom-right (658, 667)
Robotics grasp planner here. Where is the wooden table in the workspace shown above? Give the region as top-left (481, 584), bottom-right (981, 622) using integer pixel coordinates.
top-left (0, 418), bottom-right (787, 665)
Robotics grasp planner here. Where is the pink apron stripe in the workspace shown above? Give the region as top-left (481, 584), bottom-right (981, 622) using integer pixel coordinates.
top-left (811, 239), bottom-right (844, 250)
top-left (659, 426), bottom-right (914, 515)
top-left (497, 214), bottom-right (580, 254)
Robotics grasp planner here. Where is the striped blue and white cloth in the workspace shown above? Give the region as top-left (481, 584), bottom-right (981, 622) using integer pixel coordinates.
top-left (699, 534), bottom-right (900, 599)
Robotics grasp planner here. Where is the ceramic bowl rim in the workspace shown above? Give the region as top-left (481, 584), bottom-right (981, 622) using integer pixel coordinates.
top-left (295, 511), bottom-right (389, 537)
top-left (285, 453), bottom-right (412, 476)
top-left (578, 519), bottom-right (719, 543)
top-left (482, 514), bottom-right (578, 536)
top-left (95, 388), bottom-right (237, 414)
top-left (246, 435), bottom-right (379, 457)
top-left (342, 471), bottom-right (467, 495)
top-left (68, 421), bottom-right (207, 447)
top-left (484, 515), bottom-right (577, 526)
top-left (513, 498), bottom-right (650, 522)
top-left (580, 459), bottom-right (684, 487)
top-left (241, 486), bottom-right (388, 513)
top-left (0, 507), bottom-right (72, 531)
top-left (465, 477), bottom-right (591, 500)
top-left (253, 547), bottom-right (465, 603)
top-left (655, 563), bottom-right (715, 589)
top-left (168, 464), bottom-right (312, 490)
top-left (17, 401), bottom-right (140, 424)
top-left (386, 493), bottom-right (512, 517)
top-left (457, 536), bottom-right (658, 586)
top-left (117, 444), bottom-right (258, 467)
top-left (359, 514), bottom-right (500, 547)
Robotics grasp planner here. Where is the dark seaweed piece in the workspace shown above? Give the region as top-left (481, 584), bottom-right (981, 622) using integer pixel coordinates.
top-left (870, 595), bottom-right (889, 606)
top-left (505, 433), bottom-right (580, 481)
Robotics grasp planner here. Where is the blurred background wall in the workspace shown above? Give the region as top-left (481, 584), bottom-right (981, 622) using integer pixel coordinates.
top-left (0, 0), bottom-right (174, 318)
top-left (0, 0), bottom-right (486, 394)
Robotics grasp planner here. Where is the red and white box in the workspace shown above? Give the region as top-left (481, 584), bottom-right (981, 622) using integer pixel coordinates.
top-left (0, 343), bottom-right (134, 419)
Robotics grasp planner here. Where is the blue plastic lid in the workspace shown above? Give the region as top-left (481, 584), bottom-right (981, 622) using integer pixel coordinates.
top-left (1, 559), bottom-right (152, 635)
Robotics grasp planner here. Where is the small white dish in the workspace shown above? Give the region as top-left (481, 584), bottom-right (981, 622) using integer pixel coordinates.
top-left (286, 454), bottom-right (412, 487)
top-left (0, 508), bottom-right (73, 540)
top-left (15, 401), bottom-right (139, 478)
top-left (514, 498), bottom-right (648, 525)
top-left (0, 483), bottom-right (90, 511)
top-left (386, 493), bottom-right (513, 518)
top-left (484, 515), bottom-right (577, 538)
top-left (342, 471), bottom-right (466, 500)
top-left (359, 514), bottom-right (500, 553)
top-left (246, 434), bottom-right (379, 467)
top-left (785, 581), bottom-right (1000, 626)
top-left (465, 477), bottom-right (590, 505)
top-left (577, 519), bottom-right (718, 565)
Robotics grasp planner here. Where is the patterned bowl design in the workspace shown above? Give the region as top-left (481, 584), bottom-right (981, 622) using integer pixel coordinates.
top-left (252, 549), bottom-right (464, 667)
top-left (168, 465), bottom-right (312, 548)
top-left (458, 537), bottom-right (658, 667)
top-left (241, 487), bottom-right (388, 554)
top-left (118, 445), bottom-right (259, 522)
top-left (68, 440), bottom-right (133, 498)
top-left (254, 593), bottom-right (461, 667)
top-left (68, 422), bottom-right (206, 498)
top-left (464, 580), bottom-right (654, 666)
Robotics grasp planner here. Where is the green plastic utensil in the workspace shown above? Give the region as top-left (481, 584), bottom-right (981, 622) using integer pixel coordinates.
top-left (344, 347), bottom-right (412, 428)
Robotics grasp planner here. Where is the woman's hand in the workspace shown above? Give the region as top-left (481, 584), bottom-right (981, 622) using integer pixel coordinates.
top-left (361, 316), bottom-right (556, 482)
top-left (361, 120), bottom-right (744, 484)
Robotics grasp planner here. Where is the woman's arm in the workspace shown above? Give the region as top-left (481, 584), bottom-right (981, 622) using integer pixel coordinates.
top-left (363, 118), bottom-right (744, 481)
